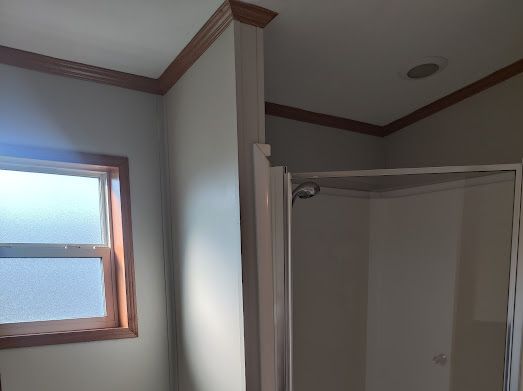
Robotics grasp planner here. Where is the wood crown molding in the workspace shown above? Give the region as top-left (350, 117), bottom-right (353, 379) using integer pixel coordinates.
top-left (266, 58), bottom-right (523, 137)
top-left (158, 0), bottom-right (277, 93)
top-left (0, 45), bottom-right (161, 94)
top-left (157, 1), bottom-right (233, 94)
top-left (229, 0), bottom-right (278, 28)
top-left (0, 0), bottom-right (277, 95)
top-left (265, 102), bottom-right (385, 137)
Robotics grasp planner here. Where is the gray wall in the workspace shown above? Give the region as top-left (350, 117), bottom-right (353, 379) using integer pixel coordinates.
top-left (386, 73), bottom-right (523, 168)
top-left (164, 25), bottom-right (246, 391)
top-left (266, 115), bottom-right (386, 172)
top-left (0, 65), bottom-right (171, 391)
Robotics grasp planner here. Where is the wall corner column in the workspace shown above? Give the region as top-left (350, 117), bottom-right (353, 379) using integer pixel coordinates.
top-left (233, 18), bottom-right (271, 391)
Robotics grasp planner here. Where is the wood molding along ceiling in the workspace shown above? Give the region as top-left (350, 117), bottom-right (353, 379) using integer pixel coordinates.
top-left (265, 102), bottom-right (386, 137)
top-left (266, 58), bottom-right (523, 137)
top-left (0, 0), bottom-right (521, 135)
top-left (0, 45), bottom-right (162, 94)
top-left (0, 0), bottom-right (277, 96)
top-left (158, 0), bottom-right (277, 93)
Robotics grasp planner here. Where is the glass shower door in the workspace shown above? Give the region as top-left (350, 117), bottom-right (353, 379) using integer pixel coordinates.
top-left (282, 164), bottom-right (523, 391)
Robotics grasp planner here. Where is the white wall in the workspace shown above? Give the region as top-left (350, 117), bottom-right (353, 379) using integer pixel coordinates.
top-left (164, 25), bottom-right (246, 391)
top-left (291, 191), bottom-right (370, 391)
top-left (0, 64), bottom-right (171, 391)
top-left (266, 116), bottom-right (386, 172)
top-left (386, 73), bottom-right (523, 168)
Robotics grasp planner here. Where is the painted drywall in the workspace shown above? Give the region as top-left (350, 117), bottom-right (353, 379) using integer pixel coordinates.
top-left (0, 64), bottom-right (171, 391)
top-left (164, 25), bottom-right (246, 391)
top-left (292, 192), bottom-right (370, 391)
top-left (266, 115), bottom-right (386, 172)
top-left (386, 73), bottom-right (523, 168)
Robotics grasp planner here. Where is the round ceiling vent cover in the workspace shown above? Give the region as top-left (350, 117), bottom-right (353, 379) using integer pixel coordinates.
top-left (400, 57), bottom-right (448, 80)
top-left (407, 63), bottom-right (440, 79)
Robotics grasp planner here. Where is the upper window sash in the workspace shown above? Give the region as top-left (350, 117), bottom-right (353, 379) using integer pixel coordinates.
top-left (0, 160), bottom-right (111, 246)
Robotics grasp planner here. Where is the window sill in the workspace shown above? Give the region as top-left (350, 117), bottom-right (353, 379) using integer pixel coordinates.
top-left (0, 326), bottom-right (138, 349)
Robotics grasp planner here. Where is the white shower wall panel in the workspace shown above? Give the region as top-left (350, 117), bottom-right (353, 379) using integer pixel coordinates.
top-left (366, 175), bottom-right (513, 391)
top-left (292, 191), bottom-right (371, 391)
top-left (366, 187), bottom-right (463, 391)
top-left (291, 174), bottom-right (513, 391)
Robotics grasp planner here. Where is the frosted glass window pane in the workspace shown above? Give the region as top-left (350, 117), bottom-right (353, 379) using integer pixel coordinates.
top-left (0, 169), bottom-right (103, 244)
top-left (0, 258), bottom-right (106, 323)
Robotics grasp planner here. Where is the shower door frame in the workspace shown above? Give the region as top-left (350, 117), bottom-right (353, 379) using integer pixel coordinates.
top-left (284, 163), bottom-right (523, 391)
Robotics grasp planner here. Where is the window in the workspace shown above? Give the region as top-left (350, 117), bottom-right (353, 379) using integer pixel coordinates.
top-left (0, 145), bottom-right (137, 349)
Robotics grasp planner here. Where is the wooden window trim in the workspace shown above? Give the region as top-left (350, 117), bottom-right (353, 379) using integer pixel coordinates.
top-left (0, 247), bottom-right (118, 335)
top-left (0, 144), bottom-right (138, 349)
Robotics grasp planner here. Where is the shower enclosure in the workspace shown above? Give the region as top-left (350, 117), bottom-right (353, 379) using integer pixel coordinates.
top-left (268, 163), bottom-right (523, 391)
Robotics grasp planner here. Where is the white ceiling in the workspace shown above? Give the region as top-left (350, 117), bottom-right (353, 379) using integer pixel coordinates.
top-left (0, 0), bottom-right (222, 77)
top-left (1, 0), bottom-right (522, 125)
top-left (255, 0), bottom-right (523, 125)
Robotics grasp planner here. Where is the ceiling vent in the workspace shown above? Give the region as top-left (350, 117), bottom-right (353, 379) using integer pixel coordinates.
top-left (400, 57), bottom-right (448, 80)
